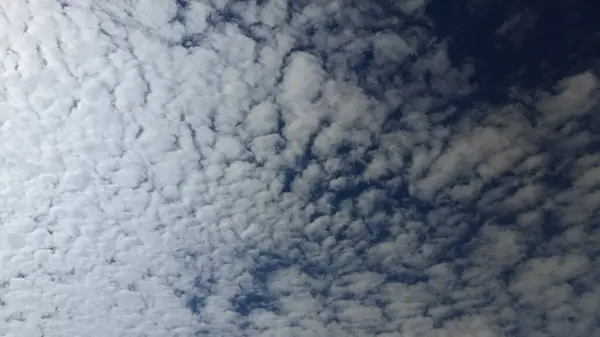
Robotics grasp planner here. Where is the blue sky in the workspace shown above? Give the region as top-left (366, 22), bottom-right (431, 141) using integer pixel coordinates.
top-left (0, 1), bottom-right (599, 336)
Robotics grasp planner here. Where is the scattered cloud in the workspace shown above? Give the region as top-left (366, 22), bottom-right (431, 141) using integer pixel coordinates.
top-left (0, 1), bottom-right (598, 337)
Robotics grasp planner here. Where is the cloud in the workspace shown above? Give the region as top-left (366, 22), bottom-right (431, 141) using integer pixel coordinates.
top-left (0, 1), bottom-right (598, 337)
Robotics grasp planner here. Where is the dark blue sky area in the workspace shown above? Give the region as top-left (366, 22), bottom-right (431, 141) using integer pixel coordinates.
top-left (427, 0), bottom-right (600, 102)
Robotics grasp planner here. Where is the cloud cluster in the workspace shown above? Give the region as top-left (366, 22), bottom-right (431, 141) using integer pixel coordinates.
top-left (0, 1), bottom-right (598, 337)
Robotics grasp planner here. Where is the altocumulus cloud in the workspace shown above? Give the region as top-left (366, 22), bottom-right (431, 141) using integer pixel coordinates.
top-left (0, 1), bottom-right (599, 337)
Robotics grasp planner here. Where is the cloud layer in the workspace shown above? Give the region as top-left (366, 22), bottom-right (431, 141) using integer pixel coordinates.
top-left (0, 1), bottom-right (598, 337)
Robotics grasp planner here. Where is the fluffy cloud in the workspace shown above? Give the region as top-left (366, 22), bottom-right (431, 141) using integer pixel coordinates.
top-left (0, 1), bottom-right (598, 337)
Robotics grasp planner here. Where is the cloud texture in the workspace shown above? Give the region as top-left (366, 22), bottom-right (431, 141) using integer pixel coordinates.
top-left (0, 1), bottom-right (599, 337)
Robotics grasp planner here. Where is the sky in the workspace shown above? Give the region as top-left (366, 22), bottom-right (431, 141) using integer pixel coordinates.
top-left (0, 1), bottom-right (599, 337)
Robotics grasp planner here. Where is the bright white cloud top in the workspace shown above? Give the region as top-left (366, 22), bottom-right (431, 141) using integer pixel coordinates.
top-left (0, 1), bottom-right (599, 337)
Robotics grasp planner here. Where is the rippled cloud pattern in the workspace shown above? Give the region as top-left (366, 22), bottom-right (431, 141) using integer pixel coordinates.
top-left (0, 1), bottom-right (599, 337)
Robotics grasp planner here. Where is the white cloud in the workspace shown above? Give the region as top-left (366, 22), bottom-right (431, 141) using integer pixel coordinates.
top-left (0, 1), bottom-right (599, 337)
top-left (536, 71), bottom-right (600, 124)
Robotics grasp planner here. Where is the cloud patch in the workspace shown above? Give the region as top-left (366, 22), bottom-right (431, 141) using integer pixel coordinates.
top-left (0, 1), bottom-right (598, 337)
